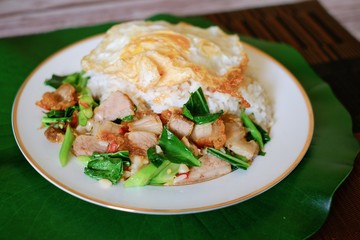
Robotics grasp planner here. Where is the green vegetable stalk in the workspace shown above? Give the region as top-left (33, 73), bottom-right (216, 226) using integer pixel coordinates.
top-left (59, 125), bottom-right (75, 167)
top-left (207, 147), bottom-right (250, 170)
top-left (147, 147), bottom-right (166, 167)
top-left (251, 122), bottom-right (271, 145)
top-left (77, 155), bottom-right (91, 165)
top-left (91, 151), bottom-right (130, 161)
top-left (123, 163), bottom-right (158, 187)
top-left (42, 106), bottom-right (77, 128)
top-left (241, 109), bottom-right (270, 154)
top-left (78, 89), bottom-right (98, 126)
top-left (150, 161), bottom-right (180, 185)
top-left (124, 159), bottom-right (178, 187)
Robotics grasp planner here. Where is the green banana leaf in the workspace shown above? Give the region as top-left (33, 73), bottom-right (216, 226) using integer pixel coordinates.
top-left (0, 14), bottom-right (358, 240)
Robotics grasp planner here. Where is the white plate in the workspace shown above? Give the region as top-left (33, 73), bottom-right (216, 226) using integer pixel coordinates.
top-left (12, 35), bottom-right (313, 214)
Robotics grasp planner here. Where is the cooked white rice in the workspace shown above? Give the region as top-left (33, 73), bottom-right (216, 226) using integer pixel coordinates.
top-left (87, 71), bottom-right (273, 130)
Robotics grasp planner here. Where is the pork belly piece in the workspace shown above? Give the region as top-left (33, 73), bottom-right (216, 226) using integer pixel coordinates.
top-left (224, 116), bottom-right (259, 160)
top-left (159, 107), bottom-right (182, 124)
top-left (72, 135), bottom-right (108, 156)
top-left (128, 115), bottom-right (163, 135)
top-left (168, 113), bottom-right (194, 139)
top-left (44, 126), bottom-right (64, 143)
top-left (92, 121), bottom-right (124, 137)
top-left (174, 154), bottom-right (231, 185)
top-left (36, 83), bottom-right (77, 110)
top-left (90, 120), bottom-right (127, 151)
top-left (212, 119), bottom-right (227, 149)
top-left (93, 91), bottom-right (134, 121)
top-left (126, 131), bottom-right (158, 156)
top-left (181, 136), bottom-right (200, 156)
top-left (190, 122), bottom-right (212, 145)
top-left (190, 119), bottom-right (226, 149)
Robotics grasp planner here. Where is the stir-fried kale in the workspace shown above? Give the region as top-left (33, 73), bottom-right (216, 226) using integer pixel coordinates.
top-left (44, 75), bottom-right (68, 89)
top-left (207, 147), bottom-right (250, 170)
top-left (78, 90), bottom-right (98, 126)
top-left (59, 125), bottom-right (75, 167)
top-left (84, 150), bottom-right (130, 185)
top-left (45, 71), bottom-right (89, 93)
top-left (147, 147), bottom-right (166, 167)
top-left (123, 163), bottom-right (158, 187)
top-left (241, 109), bottom-right (270, 155)
top-left (147, 147), bottom-right (180, 185)
top-left (91, 151), bottom-right (130, 161)
top-left (183, 87), bottom-right (223, 124)
top-left (84, 159), bottom-right (123, 185)
top-left (42, 106), bottom-right (78, 128)
top-left (42, 71), bottom-right (97, 127)
top-left (247, 122), bottom-right (271, 145)
top-left (159, 126), bottom-right (201, 167)
top-left (149, 161), bottom-right (180, 185)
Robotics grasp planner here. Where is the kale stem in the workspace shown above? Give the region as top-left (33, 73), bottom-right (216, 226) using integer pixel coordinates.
top-left (59, 125), bottom-right (75, 167)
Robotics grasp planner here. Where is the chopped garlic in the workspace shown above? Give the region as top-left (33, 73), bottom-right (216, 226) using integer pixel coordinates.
top-left (178, 164), bottom-right (189, 174)
top-left (173, 174), bottom-right (188, 184)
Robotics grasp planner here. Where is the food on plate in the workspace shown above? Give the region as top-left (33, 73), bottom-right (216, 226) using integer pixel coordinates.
top-left (36, 20), bottom-right (273, 187)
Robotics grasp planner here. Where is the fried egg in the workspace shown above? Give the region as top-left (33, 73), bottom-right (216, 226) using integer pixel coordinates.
top-left (81, 21), bottom-right (248, 96)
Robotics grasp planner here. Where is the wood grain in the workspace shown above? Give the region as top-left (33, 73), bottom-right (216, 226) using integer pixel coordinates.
top-left (0, 0), bottom-right (358, 40)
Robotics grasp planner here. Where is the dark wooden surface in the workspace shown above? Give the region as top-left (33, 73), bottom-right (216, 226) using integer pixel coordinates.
top-left (202, 1), bottom-right (360, 239)
top-left (204, 1), bottom-right (360, 136)
top-left (0, 0), bottom-right (358, 40)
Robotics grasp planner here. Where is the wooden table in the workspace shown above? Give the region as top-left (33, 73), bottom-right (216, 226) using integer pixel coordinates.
top-left (1, 0), bottom-right (359, 239)
top-left (206, 3), bottom-right (358, 239)
top-left (0, 0), bottom-right (359, 40)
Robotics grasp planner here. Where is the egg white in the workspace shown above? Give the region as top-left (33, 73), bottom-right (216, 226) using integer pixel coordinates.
top-left (81, 21), bottom-right (247, 92)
